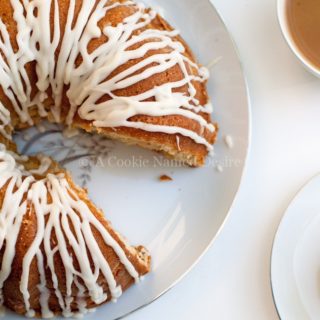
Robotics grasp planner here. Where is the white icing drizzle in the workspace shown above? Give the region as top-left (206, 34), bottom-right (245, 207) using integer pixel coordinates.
top-left (176, 136), bottom-right (181, 151)
top-left (0, 143), bottom-right (140, 318)
top-left (153, 5), bottom-right (166, 18)
top-left (0, 102), bottom-right (12, 140)
top-left (0, 0), bottom-right (214, 151)
top-left (29, 154), bottom-right (53, 176)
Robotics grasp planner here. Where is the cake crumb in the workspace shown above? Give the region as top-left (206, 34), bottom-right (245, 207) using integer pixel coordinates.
top-left (224, 134), bottom-right (234, 149)
top-left (153, 5), bottom-right (165, 17)
top-left (36, 123), bottom-right (46, 133)
top-left (63, 127), bottom-right (80, 138)
top-left (159, 174), bottom-right (173, 182)
top-left (23, 133), bottom-right (30, 141)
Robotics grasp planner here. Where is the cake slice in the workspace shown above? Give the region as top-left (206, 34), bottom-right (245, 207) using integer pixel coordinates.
top-left (0, 144), bottom-right (150, 318)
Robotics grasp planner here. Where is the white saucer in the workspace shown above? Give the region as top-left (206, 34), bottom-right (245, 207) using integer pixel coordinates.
top-left (272, 174), bottom-right (320, 320)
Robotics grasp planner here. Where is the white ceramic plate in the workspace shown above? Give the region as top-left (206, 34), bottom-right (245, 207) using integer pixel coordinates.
top-left (11, 0), bottom-right (250, 319)
top-left (271, 174), bottom-right (320, 320)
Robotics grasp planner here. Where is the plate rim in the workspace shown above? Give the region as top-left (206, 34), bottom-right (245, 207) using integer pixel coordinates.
top-left (115, 0), bottom-right (252, 318)
top-left (270, 172), bottom-right (320, 320)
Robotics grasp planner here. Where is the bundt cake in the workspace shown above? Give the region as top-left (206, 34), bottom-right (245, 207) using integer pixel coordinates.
top-left (0, 0), bottom-right (217, 318)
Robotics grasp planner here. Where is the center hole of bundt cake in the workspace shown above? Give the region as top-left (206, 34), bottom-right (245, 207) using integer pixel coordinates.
top-left (13, 121), bottom-right (115, 187)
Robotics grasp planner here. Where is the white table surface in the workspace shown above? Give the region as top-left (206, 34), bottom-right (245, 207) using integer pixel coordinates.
top-left (127, 0), bottom-right (320, 319)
